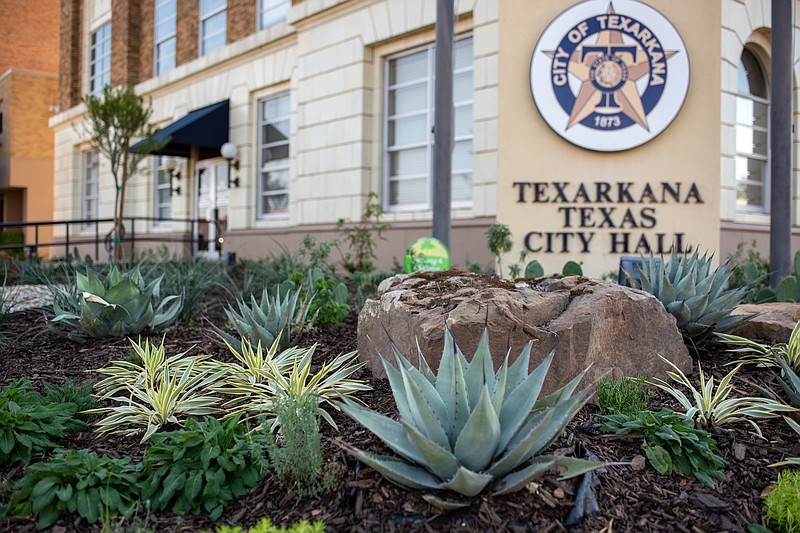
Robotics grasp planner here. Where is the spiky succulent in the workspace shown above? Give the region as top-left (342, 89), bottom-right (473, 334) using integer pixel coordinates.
top-left (338, 327), bottom-right (598, 500)
top-left (636, 249), bottom-right (748, 340)
top-left (52, 266), bottom-right (182, 338)
top-left (214, 286), bottom-right (313, 351)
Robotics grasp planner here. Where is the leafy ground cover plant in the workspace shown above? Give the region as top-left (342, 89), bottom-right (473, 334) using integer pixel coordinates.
top-left (284, 268), bottom-right (350, 327)
top-left (0, 378), bottom-right (86, 465)
top-left (764, 469), bottom-right (800, 533)
top-left (598, 408), bottom-right (727, 489)
top-left (5, 449), bottom-right (140, 530)
top-left (209, 517), bottom-right (325, 533)
top-left (215, 286), bottom-right (313, 351)
top-left (649, 357), bottom-right (795, 436)
top-left (338, 326), bottom-right (598, 503)
top-left (40, 379), bottom-right (98, 419)
top-left (264, 393), bottom-right (331, 499)
top-left (52, 265), bottom-right (182, 338)
top-left (636, 249), bottom-right (748, 341)
top-left (595, 376), bottom-right (654, 417)
top-left (142, 416), bottom-right (266, 520)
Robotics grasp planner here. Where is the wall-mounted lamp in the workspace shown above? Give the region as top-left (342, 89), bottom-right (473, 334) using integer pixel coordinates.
top-left (165, 157), bottom-right (181, 196)
top-left (221, 142), bottom-right (240, 189)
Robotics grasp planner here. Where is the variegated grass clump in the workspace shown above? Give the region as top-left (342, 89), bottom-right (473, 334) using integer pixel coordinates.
top-left (716, 320), bottom-right (800, 372)
top-left (88, 338), bottom-right (226, 442)
top-left (338, 327), bottom-right (599, 502)
top-left (649, 357), bottom-right (796, 437)
top-left (216, 339), bottom-right (368, 430)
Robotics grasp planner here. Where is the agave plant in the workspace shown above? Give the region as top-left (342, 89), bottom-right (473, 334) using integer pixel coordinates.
top-left (214, 286), bottom-right (314, 351)
top-left (636, 249), bottom-right (749, 340)
top-left (649, 357), bottom-right (796, 437)
top-left (52, 266), bottom-right (182, 338)
top-left (337, 327), bottom-right (598, 500)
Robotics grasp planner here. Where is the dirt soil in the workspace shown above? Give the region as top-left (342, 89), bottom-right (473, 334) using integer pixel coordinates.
top-left (0, 309), bottom-right (796, 533)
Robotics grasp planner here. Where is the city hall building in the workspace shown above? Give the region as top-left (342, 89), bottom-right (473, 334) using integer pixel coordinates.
top-left (50, 0), bottom-right (800, 276)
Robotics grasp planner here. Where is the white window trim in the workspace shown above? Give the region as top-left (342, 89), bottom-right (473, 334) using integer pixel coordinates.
top-left (89, 23), bottom-right (111, 95)
top-left (257, 0), bottom-right (290, 31)
top-left (382, 36), bottom-right (473, 212)
top-left (154, 157), bottom-right (173, 225)
top-left (154, 0), bottom-right (177, 76)
top-left (257, 93), bottom-right (291, 220)
top-left (82, 151), bottom-right (99, 229)
top-left (200, 0), bottom-right (227, 56)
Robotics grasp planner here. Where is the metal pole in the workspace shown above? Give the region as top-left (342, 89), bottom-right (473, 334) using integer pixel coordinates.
top-left (432, 0), bottom-right (454, 249)
top-left (770, 0), bottom-right (793, 287)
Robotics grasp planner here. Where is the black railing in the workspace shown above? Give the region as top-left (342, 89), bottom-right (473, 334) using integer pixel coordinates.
top-left (0, 217), bottom-right (210, 262)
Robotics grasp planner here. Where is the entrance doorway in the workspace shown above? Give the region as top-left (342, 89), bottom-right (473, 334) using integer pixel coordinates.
top-left (195, 159), bottom-right (229, 255)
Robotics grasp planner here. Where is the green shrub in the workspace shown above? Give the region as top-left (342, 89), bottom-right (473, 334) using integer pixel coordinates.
top-left (595, 376), bottom-right (653, 417)
top-left (0, 378), bottom-right (86, 465)
top-left (289, 268), bottom-right (350, 327)
top-left (6, 449), bottom-right (140, 529)
top-left (142, 416), bottom-right (266, 520)
top-left (599, 408), bottom-right (727, 489)
top-left (264, 393), bottom-right (330, 499)
top-left (765, 469), bottom-right (800, 533)
top-left (210, 517), bottom-right (326, 533)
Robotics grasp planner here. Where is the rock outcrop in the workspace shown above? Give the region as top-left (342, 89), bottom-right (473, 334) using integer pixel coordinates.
top-left (358, 271), bottom-right (691, 394)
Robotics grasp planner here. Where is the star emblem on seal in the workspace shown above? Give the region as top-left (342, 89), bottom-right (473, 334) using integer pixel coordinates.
top-left (545, 3), bottom-right (679, 132)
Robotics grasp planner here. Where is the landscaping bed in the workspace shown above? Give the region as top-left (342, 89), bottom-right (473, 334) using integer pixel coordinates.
top-left (0, 309), bottom-right (795, 533)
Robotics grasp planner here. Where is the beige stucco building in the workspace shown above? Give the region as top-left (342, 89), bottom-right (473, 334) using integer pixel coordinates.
top-left (49, 0), bottom-right (800, 276)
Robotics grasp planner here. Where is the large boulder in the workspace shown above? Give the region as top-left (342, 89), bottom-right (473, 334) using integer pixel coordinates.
top-left (358, 271), bottom-right (691, 395)
top-left (730, 303), bottom-right (800, 343)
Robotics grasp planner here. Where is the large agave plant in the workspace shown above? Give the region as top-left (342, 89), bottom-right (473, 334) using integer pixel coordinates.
top-left (636, 249), bottom-right (748, 340)
top-left (338, 327), bottom-right (598, 500)
top-left (52, 266), bottom-right (182, 338)
top-left (213, 286), bottom-right (313, 351)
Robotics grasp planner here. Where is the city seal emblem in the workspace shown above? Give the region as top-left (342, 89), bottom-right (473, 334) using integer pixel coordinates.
top-left (530, 0), bottom-right (690, 152)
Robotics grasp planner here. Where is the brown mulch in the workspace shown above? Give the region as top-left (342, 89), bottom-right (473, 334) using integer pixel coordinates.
top-left (0, 310), bottom-right (796, 532)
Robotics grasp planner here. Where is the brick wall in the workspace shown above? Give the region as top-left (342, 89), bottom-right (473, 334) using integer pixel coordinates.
top-left (58, 0), bottom-right (82, 109)
top-left (140, 0), bottom-right (155, 79)
top-left (9, 73), bottom-right (58, 159)
top-left (111, 0), bottom-right (142, 85)
top-left (176, 0), bottom-right (199, 66)
top-left (228, 0), bottom-right (256, 44)
top-left (0, 0), bottom-right (60, 75)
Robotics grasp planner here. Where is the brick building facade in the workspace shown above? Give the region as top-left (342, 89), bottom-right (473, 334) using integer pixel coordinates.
top-left (49, 0), bottom-right (800, 274)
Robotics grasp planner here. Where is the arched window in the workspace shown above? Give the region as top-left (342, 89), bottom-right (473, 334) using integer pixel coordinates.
top-left (735, 48), bottom-right (769, 212)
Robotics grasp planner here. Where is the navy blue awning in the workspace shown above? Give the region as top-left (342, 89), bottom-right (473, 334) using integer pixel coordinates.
top-left (130, 100), bottom-right (229, 159)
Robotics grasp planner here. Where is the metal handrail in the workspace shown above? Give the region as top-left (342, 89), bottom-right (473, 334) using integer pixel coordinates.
top-left (0, 217), bottom-right (211, 261)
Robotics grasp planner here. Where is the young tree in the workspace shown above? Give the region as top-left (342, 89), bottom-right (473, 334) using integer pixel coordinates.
top-left (82, 84), bottom-right (162, 262)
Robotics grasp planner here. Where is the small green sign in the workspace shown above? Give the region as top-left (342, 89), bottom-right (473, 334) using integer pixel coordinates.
top-left (404, 237), bottom-right (451, 273)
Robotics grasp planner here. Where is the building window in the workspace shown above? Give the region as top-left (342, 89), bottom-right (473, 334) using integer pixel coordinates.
top-left (258, 0), bottom-right (290, 30)
top-left (154, 0), bottom-right (177, 75)
top-left (200, 0), bottom-right (226, 56)
top-left (154, 157), bottom-right (172, 222)
top-left (89, 23), bottom-right (111, 95)
top-left (735, 48), bottom-right (769, 212)
top-left (82, 152), bottom-right (99, 226)
top-left (257, 93), bottom-right (290, 217)
top-left (384, 36), bottom-right (473, 210)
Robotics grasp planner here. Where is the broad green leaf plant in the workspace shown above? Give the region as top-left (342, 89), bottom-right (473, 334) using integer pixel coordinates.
top-left (338, 326), bottom-right (599, 502)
